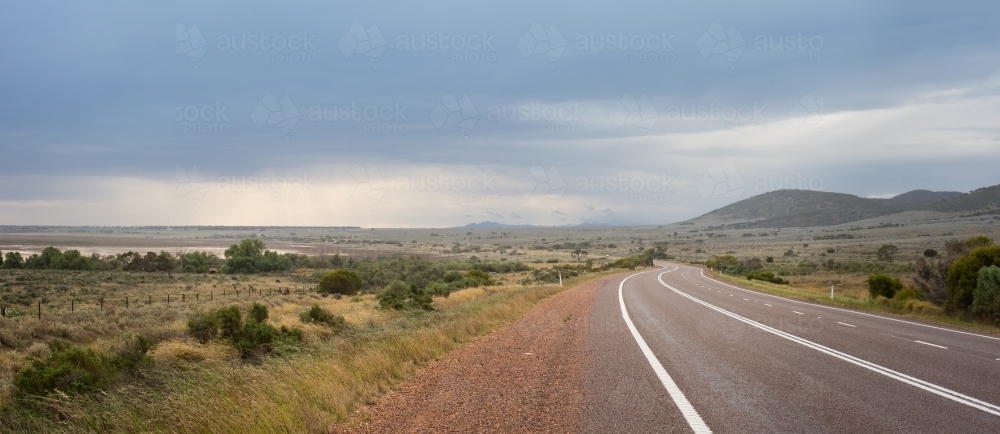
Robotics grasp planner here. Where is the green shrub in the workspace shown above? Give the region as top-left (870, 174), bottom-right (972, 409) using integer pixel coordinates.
top-left (377, 280), bottom-right (433, 311)
top-left (14, 337), bottom-right (154, 398)
top-left (318, 270), bottom-right (363, 295)
top-left (231, 320), bottom-right (278, 360)
top-left (971, 265), bottom-right (1000, 324)
top-left (867, 274), bottom-right (903, 299)
top-left (299, 305), bottom-right (347, 330)
top-left (945, 246), bottom-right (1000, 312)
top-left (746, 271), bottom-right (789, 285)
top-left (248, 302), bottom-right (268, 323)
top-left (14, 342), bottom-right (117, 397)
top-left (216, 305), bottom-right (242, 338)
top-left (423, 281), bottom-right (452, 298)
top-left (187, 312), bottom-right (219, 344)
top-left (923, 249), bottom-right (938, 258)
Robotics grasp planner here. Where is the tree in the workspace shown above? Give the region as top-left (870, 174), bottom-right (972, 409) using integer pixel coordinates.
top-left (223, 239), bottom-right (292, 274)
top-left (945, 246), bottom-right (1000, 312)
top-left (3, 251), bottom-right (24, 269)
top-left (868, 274), bottom-right (904, 299)
top-left (876, 244), bottom-right (899, 262)
top-left (318, 270), bottom-right (363, 295)
top-left (571, 249), bottom-right (588, 262)
top-left (971, 266), bottom-right (1000, 324)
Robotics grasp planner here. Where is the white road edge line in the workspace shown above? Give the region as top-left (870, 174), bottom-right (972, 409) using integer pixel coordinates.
top-left (619, 268), bottom-right (712, 433)
top-left (657, 272), bottom-right (1000, 417)
top-left (837, 322), bottom-right (856, 328)
top-left (689, 266), bottom-right (1000, 342)
top-left (915, 340), bottom-right (948, 349)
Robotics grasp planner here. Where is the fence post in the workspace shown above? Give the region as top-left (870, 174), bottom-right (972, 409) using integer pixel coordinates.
top-left (148, 295), bottom-right (152, 305)
top-left (182, 294), bottom-right (185, 302)
top-left (100, 298), bottom-right (104, 311)
top-left (196, 293), bottom-right (199, 301)
top-left (38, 301), bottom-right (41, 319)
top-left (71, 299), bottom-right (74, 312)
top-left (211, 291), bottom-right (213, 301)
top-left (2, 306), bottom-right (6, 317)
top-left (126, 296), bottom-right (129, 309)
top-left (167, 294), bottom-right (170, 305)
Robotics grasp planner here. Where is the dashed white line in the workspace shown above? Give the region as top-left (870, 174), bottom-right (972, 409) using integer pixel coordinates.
top-left (837, 322), bottom-right (856, 328)
top-left (657, 272), bottom-right (1000, 418)
top-left (915, 340), bottom-right (948, 349)
top-left (792, 311), bottom-right (804, 315)
top-left (743, 298), bottom-right (749, 301)
top-left (764, 304), bottom-right (772, 307)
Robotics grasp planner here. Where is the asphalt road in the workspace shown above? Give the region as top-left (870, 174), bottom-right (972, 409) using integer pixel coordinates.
top-left (583, 263), bottom-right (1000, 433)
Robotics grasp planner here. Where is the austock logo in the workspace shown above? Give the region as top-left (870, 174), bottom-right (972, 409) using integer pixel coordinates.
top-left (517, 23), bottom-right (566, 68)
top-left (175, 23), bottom-right (209, 69)
top-left (175, 165), bottom-right (209, 202)
top-left (696, 23), bottom-right (745, 67)
top-left (250, 93), bottom-right (300, 136)
top-left (430, 93), bottom-right (479, 135)
top-left (696, 164), bottom-right (745, 201)
top-left (338, 164), bottom-right (388, 208)
top-left (609, 94), bottom-right (658, 133)
top-left (517, 166), bottom-right (566, 201)
top-left (338, 23), bottom-right (388, 68)
top-left (789, 94), bottom-right (823, 129)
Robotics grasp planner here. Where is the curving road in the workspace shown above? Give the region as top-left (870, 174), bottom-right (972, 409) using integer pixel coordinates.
top-left (583, 263), bottom-right (1000, 433)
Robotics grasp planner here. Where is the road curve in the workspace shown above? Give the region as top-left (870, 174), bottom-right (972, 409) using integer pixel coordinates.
top-left (583, 263), bottom-right (1000, 433)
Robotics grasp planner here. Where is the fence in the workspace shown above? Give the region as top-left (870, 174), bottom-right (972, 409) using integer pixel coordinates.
top-left (0, 286), bottom-right (315, 319)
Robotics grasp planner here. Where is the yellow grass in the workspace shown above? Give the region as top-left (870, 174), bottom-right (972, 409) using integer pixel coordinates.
top-left (1, 270), bottom-right (619, 433)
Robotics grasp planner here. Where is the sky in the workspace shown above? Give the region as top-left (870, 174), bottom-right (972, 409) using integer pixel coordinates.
top-left (1, 0), bottom-right (999, 227)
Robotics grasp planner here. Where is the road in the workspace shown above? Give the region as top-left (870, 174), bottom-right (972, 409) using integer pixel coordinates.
top-left (583, 263), bottom-right (1000, 433)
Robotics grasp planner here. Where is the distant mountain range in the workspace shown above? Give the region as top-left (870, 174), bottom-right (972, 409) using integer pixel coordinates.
top-left (458, 221), bottom-right (612, 229)
top-left (687, 184), bottom-right (1000, 228)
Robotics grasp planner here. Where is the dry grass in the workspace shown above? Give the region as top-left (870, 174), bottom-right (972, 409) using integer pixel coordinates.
top-left (708, 270), bottom-right (1000, 334)
top-left (0, 269), bottom-right (618, 433)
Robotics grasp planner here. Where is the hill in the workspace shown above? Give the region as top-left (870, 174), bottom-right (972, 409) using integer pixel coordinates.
top-left (928, 184), bottom-right (1000, 215)
top-left (691, 190), bottom-right (900, 228)
top-left (688, 185), bottom-right (999, 228)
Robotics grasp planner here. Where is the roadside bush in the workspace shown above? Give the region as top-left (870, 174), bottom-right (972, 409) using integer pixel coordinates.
top-left (945, 246), bottom-right (1000, 312)
top-left (377, 280), bottom-right (433, 311)
top-left (745, 271), bottom-right (789, 285)
top-left (867, 274), bottom-right (904, 299)
top-left (923, 249), bottom-right (938, 258)
top-left (14, 336), bottom-right (154, 398)
top-left (971, 265), bottom-right (1000, 324)
top-left (300, 305), bottom-right (347, 330)
top-left (318, 270), bottom-right (363, 295)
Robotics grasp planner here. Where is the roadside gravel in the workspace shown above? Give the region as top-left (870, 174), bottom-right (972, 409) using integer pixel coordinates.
top-left (329, 275), bottom-right (618, 433)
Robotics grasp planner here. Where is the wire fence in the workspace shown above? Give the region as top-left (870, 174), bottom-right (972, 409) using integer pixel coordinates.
top-left (0, 286), bottom-right (316, 319)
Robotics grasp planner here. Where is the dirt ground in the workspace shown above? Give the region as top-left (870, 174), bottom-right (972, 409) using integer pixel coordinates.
top-left (328, 274), bottom-right (619, 434)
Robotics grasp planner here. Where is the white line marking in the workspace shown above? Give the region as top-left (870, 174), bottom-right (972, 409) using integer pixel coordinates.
top-left (792, 311), bottom-right (804, 315)
top-left (837, 322), bottom-right (856, 328)
top-left (619, 270), bottom-right (711, 433)
top-left (689, 266), bottom-right (1000, 342)
top-left (915, 340), bottom-right (948, 349)
top-left (764, 304), bottom-right (772, 307)
top-left (743, 298), bottom-right (749, 301)
top-left (657, 272), bottom-right (1000, 417)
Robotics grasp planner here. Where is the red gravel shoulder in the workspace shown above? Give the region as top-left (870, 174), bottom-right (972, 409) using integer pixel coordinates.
top-left (329, 275), bottom-right (618, 434)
